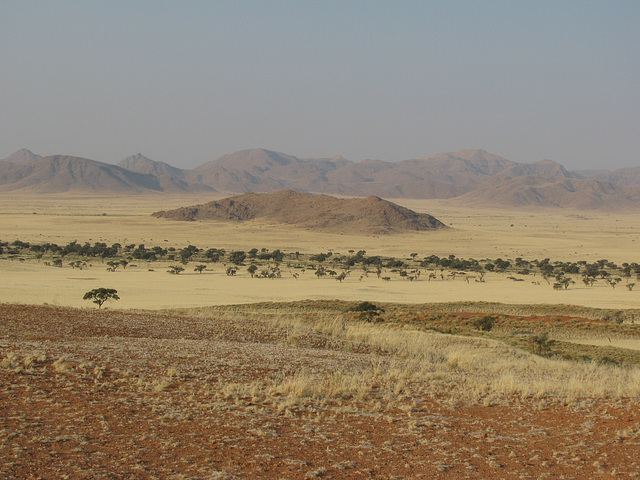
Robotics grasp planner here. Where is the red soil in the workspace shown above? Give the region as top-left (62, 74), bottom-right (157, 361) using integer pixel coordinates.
top-left (1, 304), bottom-right (639, 479)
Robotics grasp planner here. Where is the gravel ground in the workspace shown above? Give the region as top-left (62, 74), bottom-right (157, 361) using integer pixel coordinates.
top-left (2, 303), bottom-right (640, 479)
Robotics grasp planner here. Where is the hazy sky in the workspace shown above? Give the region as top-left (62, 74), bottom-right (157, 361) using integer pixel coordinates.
top-left (1, 1), bottom-right (639, 170)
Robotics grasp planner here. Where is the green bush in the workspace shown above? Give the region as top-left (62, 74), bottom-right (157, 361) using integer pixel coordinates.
top-left (349, 302), bottom-right (385, 323)
top-left (473, 315), bottom-right (495, 332)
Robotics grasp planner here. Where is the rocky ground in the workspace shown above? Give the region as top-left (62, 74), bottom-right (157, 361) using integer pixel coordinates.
top-left (2, 303), bottom-right (640, 479)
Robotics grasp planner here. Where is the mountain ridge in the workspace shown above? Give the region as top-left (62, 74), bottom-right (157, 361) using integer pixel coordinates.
top-left (2, 148), bottom-right (639, 210)
top-left (0, 155), bottom-right (213, 193)
top-left (0, 148), bottom-right (42, 165)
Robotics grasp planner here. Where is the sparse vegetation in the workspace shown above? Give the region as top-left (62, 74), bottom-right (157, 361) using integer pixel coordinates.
top-left (531, 331), bottom-right (554, 356)
top-left (3, 237), bottom-right (640, 301)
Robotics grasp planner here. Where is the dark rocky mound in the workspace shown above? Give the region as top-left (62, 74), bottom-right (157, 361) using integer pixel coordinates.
top-left (152, 190), bottom-right (447, 234)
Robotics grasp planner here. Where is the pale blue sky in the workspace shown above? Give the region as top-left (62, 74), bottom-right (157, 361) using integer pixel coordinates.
top-left (1, 1), bottom-right (638, 169)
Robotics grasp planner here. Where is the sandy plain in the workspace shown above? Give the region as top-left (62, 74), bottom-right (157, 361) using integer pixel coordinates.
top-left (1, 193), bottom-right (639, 310)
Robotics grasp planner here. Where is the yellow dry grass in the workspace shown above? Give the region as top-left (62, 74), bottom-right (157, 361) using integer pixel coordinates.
top-left (180, 307), bottom-right (640, 401)
top-left (560, 336), bottom-right (640, 352)
top-left (1, 192), bottom-right (640, 310)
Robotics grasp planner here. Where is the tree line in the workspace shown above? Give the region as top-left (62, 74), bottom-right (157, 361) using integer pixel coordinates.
top-left (2, 239), bottom-right (640, 289)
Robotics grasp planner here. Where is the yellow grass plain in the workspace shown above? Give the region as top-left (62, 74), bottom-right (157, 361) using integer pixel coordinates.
top-left (1, 192), bottom-right (640, 310)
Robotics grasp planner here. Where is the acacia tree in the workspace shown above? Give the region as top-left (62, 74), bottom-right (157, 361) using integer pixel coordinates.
top-left (168, 265), bottom-right (185, 275)
top-left (247, 264), bottom-right (258, 278)
top-left (553, 274), bottom-right (574, 290)
top-left (228, 251), bottom-right (246, 265)
top-left (83, 288), bottom-right (120, 309)
top-left (106, 260), bottom-right (119, 272)
top-left (607, 277), bottom-right (622, 289)
top-left (349, 301), bottom-right (385, 323)
top-left (194, 264), bottom-right (207, 274)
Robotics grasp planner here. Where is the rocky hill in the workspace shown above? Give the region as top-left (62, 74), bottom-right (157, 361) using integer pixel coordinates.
top-left (152, 190), bottom-right (447, 234)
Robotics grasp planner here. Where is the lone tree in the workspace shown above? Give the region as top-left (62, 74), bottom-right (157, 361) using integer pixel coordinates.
top-left (194, 264), bottom-right (207, 274)
top-left (83, 288), bottom-right (120, 309)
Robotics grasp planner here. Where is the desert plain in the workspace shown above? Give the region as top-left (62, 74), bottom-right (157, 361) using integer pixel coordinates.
top-left (2, 193), bottom-right (640, 309)
top-left (2, 192), bottom-right (640, 479)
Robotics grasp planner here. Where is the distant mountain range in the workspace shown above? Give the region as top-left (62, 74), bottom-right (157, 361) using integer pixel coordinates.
top-left (1, 147), bottom-right (639, 210)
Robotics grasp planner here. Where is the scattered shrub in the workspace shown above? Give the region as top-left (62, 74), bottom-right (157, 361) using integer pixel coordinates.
top-left (349, 301), bottom-right (385, 322)
top-left (474, 315), bottom-right (495, 332)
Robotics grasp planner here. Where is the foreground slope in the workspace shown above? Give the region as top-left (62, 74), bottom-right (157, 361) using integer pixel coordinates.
top-left (2, 303), bottom-right (639, 479)
top-left (151, 189), bottom-right (447, 233)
